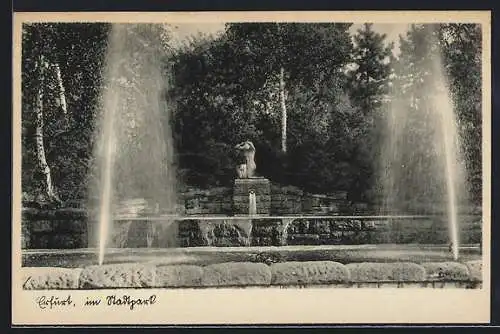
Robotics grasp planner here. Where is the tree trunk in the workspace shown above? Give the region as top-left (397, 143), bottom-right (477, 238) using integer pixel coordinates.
top-left (279, 66), bottom-right (287, 153)
top-left (34, 55), bottom-right (60, 204)
top-left (52, 62), bottom-right (68, 118)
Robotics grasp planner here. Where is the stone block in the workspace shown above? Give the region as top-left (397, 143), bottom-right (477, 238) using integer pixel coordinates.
top-left (251, 219), bottom-right (284, 246)
top-left (286, 218), bottom-right (310, 234)
top-left (233, 178), bottom-right (271, 215)
top-left (178, 220), bottom-right (206, 247)
top-left (354, 282), bottom-right (380, 288)
top-left (349, 231), bottom-right (371, 244)
top-left (287, 234), bottom-right (322, 246)
top-left (210, 220), bottom-right (252, 247)
top-left (400, 282), bottom-right (431, 288)
top-left (62, 220), bottom-right (87, 233)
top-left (22, 221), bottom-right (31, 249)
top-left (367, 231), bottom-right (393, 244)
top-left (465, 260), bottom-right (482, 281)
top-left (51, 234), bottom-right (84, 249)
top-left (31, 220), bottom-right (56, 233)
top-left (233, 195), bottom-right (272, 202)
top-left (233, 178), bottom-right (271, 195)
top-left (432, 281), bottom-right (474, 288)
top-left (346, 262), bottom-right (426, 282)
top-left (154, 265), bottom-right (203, 287)
top-left (313, 220), bottom-right (331, 234)
top-left (201, 262), bottom-right (272, 287)
top-left (79, 264), bottom-right (155, 288)
top-left (22, 267), bottom-right (82, 290)
top-left (30, 234), bottom-right (50, 248)
top-left (179, 219), bottom-right (254, 247)
top-left (362, 220), bottom-right (391, 231)
top-left (270, 261), bottom-right (349, 285)
top-left (331, 220), bottom-right (363, 231)
top-left (422, 262), bottom-right (470, 281)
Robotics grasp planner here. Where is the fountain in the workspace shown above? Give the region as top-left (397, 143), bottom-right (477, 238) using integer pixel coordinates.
top-left (380, 27), bottom-right (468, 260)
top-left (92, 23), bottom-right (177, 264)
top-left (20, 23), bottom-right (482, 290)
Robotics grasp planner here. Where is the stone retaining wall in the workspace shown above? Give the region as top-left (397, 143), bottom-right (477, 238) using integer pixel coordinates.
top-left (22, 212), bottom-right (482, 249)
top-left (22, 260), bottom-right (482, 290)
top-left (181, 185), bottom-right (351, 215)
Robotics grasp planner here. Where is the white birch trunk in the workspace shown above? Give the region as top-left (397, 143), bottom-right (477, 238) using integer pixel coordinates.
top-left (34, 55), bottom-right (60, 203)
top-left (279, 66), bottom-right (287, 153)
top-left (52, 62), bottom-right (68, 117)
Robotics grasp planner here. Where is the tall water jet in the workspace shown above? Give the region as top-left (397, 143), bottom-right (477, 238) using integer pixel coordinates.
top-left (431, 54), bottom-right (461, 260)
top-left (380, 25), bottom-right (468, 260)
top-left (92, 24), bottom-right (176, 265)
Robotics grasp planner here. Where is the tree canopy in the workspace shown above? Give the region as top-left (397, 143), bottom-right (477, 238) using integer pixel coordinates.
top-left (20, 22), bottom-right (483, 208)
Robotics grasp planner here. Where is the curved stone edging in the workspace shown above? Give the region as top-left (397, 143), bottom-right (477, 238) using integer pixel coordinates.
top-left (465, 260), bottom-right (482, 281)
top-left (79, 264), bottom-right (155, 288)
top-left (155, 265), bottom-right (203, 287)
top-left (22, 267), bottom-right (83, 290)
top-left (270, 261), bottom-right (349, 285)
top-left (421, 262), bottom-right (470, 281)
top-left (346, 262), bottom-right (426, 282)
top-left (21, 260), bottom-right (483, 290)
top-left (201, 263), bottom-right (272, 287)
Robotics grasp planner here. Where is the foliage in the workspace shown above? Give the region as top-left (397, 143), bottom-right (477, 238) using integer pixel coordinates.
top-left (346, 23), bottom-right (394, 201)
top-left (390, 24), bottom-right (482, 204)
top-left (22, 23), bottom-right (110, 203)
top-left (20, 22), bottom-right (483, 208)
top-left (439, 24), bottom-right (482, 201)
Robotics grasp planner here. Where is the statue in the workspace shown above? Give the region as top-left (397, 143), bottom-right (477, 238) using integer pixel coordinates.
top-left (235, 141), bottom-right (257, 178)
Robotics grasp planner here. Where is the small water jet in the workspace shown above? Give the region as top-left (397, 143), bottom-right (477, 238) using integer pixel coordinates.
top-left (92, 24), bottom-right (176, 265)
top-left (380, 26), bottom-right (468, 260)
top-left (249, 191), bottom-right (257, 216)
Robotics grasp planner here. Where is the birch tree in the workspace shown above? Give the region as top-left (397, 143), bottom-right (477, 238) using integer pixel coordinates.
top-left (24, 24), bottom-right (63, 204)
top-left (33, 53), bottom-right (61, 203)
top-left (22, 23), bottom-right (110, 204)
top-left (224, 23), bottom-right (353, 153)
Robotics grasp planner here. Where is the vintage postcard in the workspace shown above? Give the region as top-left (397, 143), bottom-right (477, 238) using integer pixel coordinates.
top-left (12, 11), bottom-right (491, 325)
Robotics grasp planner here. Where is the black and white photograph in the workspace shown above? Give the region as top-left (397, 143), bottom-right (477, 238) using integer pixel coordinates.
top-left (12, 11), bottom-right (491, 325)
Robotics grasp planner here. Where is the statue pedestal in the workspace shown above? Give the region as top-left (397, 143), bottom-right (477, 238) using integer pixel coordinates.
top-left (233, 178), bottom-right (271, 215)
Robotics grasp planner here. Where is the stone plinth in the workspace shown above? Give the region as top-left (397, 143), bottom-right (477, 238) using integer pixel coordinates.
top-left (233, 178), bottom-right (271, 215)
